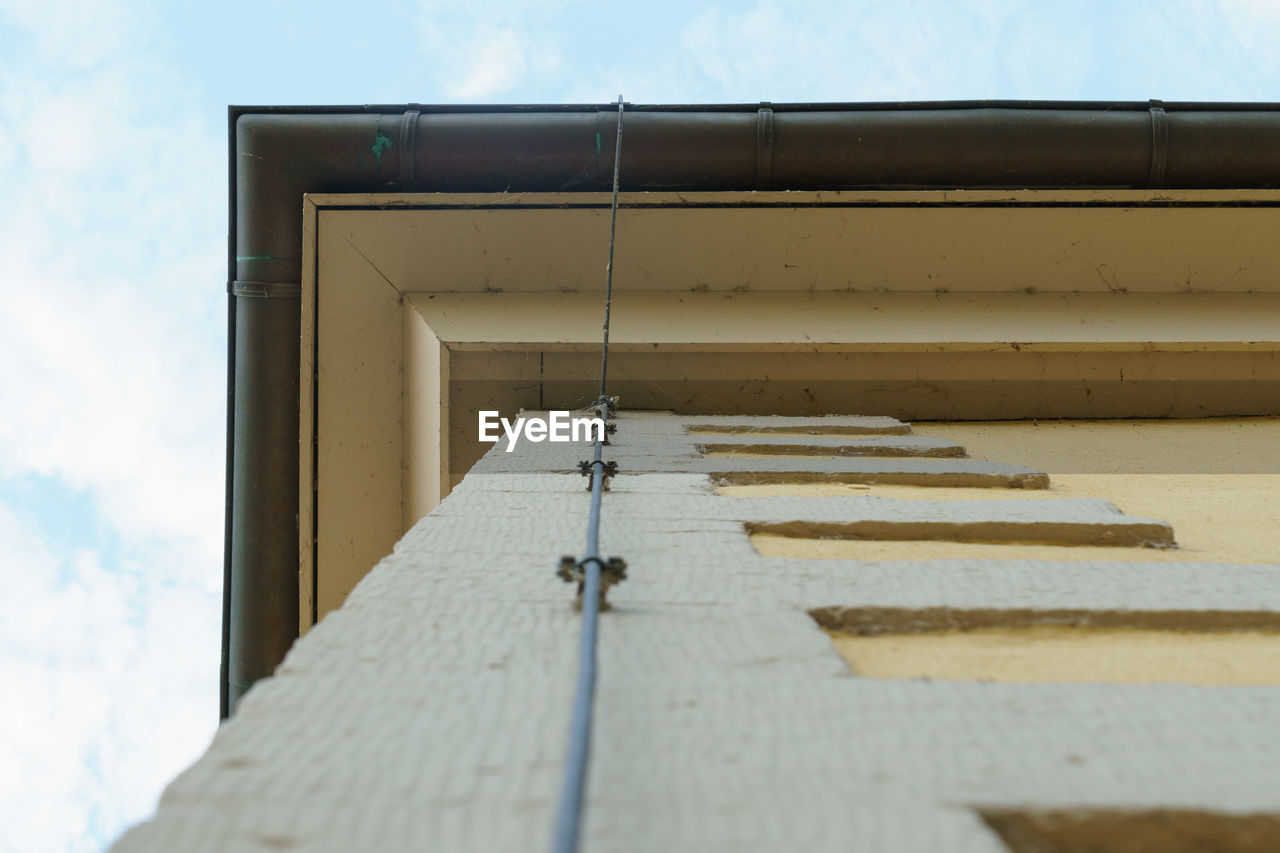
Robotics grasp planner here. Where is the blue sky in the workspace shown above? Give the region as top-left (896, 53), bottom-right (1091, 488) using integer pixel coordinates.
top-left (2, 1), bottom-right (1279, 850)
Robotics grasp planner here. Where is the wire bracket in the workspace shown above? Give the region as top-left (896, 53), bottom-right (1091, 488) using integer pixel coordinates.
top-left (557, 555), bottom-right (628, 610)
top-left (577, 459), bottom-right (618, 489)
top-left (591, 395), bottom-right (619, 415)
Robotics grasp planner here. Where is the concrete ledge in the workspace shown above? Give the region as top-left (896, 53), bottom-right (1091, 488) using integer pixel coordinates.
top-left (679, 414), bottom-right (910, 434)
top-left (809, 607), bottom-right (1280, 635)
top-left (473, 452), bottom-right (1051, 488)
top-left (980, 809), bottom-right (1280, 853)
top-left (734, 495), bottom-right (1174, 547)
top-left (697, 433), bottom-right (965, 457)
top-left (708, 459), bottom-right (1049, 487)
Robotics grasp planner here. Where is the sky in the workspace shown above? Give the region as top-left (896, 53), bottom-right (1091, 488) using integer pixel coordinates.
top-left (1, 0), bottom-right (1279, 850)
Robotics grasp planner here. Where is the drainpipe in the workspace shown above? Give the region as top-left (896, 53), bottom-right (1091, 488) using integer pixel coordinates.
top-left (225, 100), bottom-right (1280, 717)
top-left (226, 113), bottom-right (401, 717)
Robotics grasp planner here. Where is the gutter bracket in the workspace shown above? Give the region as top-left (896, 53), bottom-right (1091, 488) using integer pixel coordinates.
top-left (399, 108), bottom-right (421, 190)
top-left (756, 103), bottom-right (774, 188)
top-left (1148, 99), bottom-right (1168, 189)
top-left (230, 280), bottom-right (302, 299)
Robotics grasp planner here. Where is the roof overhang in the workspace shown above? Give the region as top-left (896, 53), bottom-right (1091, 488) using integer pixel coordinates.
top-left (226, 101), bottom-right (1280, 718)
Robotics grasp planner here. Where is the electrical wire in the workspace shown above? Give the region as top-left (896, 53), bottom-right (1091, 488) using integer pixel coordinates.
top-left (549, 96), bottom-right (625, 853)
top-left (599, 97), bottom-right (624, 401)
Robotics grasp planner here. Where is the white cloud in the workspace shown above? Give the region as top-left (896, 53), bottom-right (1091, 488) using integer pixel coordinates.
top-left (0, 0), bottom-right (225, 850)
top-left (0, 0), bottom-right (224, 560)
top-left (0, 0), bottom-right (144, 71)
top-left (1218, 0), bottom-right (1280, 79)
top-left (0, 505), bottom-right (218, 853)
top-left (673, 0), bottom-right (1092, 102)
top-left (549, 0), bottom-right (1280, 104)
top-left (416, 0), bottom-right (574, 99)
top-left (449, 27), bottom-right (531, 98)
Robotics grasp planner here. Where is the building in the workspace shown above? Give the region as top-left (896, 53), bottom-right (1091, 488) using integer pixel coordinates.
top-left (111, 102), bottom-right (1280, 851)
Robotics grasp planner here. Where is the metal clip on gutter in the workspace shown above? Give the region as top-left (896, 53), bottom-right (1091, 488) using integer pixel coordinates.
top-left (1148, 99), bottom-right (1169, 189)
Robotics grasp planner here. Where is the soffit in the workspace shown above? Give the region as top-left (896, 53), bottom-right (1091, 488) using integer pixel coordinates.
top-left (310, 189), bottom-right (1280, 296)
top-left (301, 189), bottom-right (1280, 629)
top-left (411, 292), bottom-right (1280, 352)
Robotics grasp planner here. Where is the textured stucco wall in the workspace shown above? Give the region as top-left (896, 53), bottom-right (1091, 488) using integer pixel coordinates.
top-left (112, 414), bottom-right (1280, 852)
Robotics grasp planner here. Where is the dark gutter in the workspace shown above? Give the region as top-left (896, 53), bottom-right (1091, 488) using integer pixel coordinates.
top-left (221, 105), bottom-right (235, 720)
top-left (224, 99), bottom-right (1280, 718)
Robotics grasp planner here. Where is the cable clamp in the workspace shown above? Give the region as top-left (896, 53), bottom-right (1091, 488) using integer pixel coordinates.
top-left (577, 459), bottom-right (618, 489)
top-left (591, 395), bottom-right (619, 416)
top-left (557, 555), bottom-right (628, 610)
top-left (600, 421), bottom-right (618, 445)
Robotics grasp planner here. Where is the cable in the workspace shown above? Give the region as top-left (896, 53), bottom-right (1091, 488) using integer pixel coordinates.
top-left (549, 434), bottom-right (608, 853)
top-left (599, 97), bottom-right (624, 401)
top-left (550, 96), bottom-right (624, 853)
